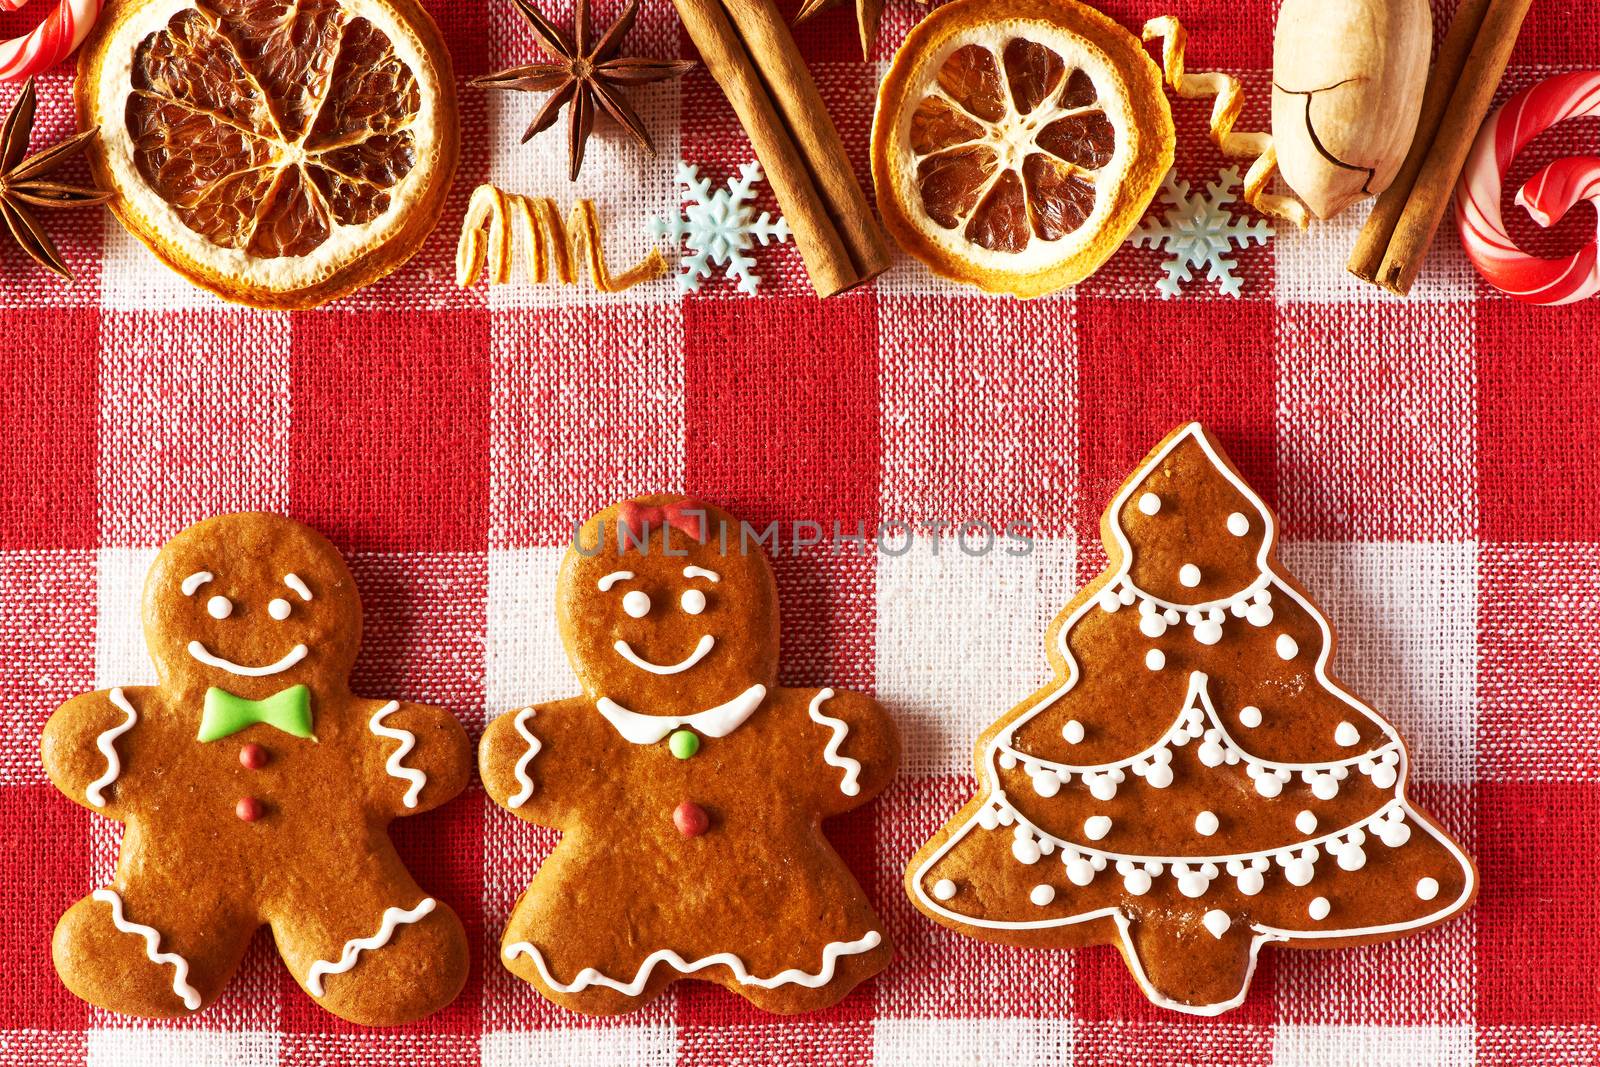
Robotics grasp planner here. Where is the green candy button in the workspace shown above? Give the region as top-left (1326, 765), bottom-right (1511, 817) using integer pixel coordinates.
top-left (669, 730), bottom-right (700, 760)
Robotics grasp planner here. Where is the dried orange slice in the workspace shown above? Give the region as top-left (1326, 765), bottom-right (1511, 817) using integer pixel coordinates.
top-left (872, 0), bottom-right (1173, 297)
top-left (75, 0), bottom-right (457, 309)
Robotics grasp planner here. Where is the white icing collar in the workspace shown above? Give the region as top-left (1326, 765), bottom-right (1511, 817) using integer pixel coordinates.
top-left (596, 684), bottom-right (767, 745)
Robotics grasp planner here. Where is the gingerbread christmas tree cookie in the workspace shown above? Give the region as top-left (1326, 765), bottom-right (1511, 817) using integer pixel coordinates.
top-left (905, 424), bottom-right (1475, 1015)
top-left (480, 496), bottom-right (898, 1014)
top-left (41, 514), bottom-right (471, 1024)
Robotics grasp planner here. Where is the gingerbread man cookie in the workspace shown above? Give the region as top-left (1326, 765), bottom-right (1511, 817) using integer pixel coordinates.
top-left (906, 424), bottom-right (1476, 1015)
top-left (42, 514), bottom-right (471, 1025)
top-left (480, 497), bottom-right (898, 1014)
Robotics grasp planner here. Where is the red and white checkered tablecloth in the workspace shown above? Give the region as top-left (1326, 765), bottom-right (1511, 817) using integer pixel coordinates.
top-left (2, 0), bottom-right (1597, 1060)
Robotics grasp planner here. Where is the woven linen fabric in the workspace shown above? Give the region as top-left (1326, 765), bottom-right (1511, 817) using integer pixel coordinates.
top-left (1, 0), bottom-right (1597, 1060)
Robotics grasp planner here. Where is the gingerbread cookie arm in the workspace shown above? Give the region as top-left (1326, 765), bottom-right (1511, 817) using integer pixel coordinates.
top-left (798, 687), bottom-right (900, 816)
top-left (480, 699), bottom-right (602, 829)
top-left (360, 699), bottom-right (471, 816)
top-left (40, 687), bottom-right (152, 818)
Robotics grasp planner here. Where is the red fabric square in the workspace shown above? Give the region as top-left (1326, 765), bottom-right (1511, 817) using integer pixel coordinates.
top-left (1478, 300), bottom-right (1600, 542)
top-left (1478, 543), bottom-right (1600, 782)
top-left (1075, 296), bottom-right (1277, 535)
top-left (773, 546), bottom-right (875, 693)
top-left (0, 307), bottom-right (97, 549)
top-left (0, 784), bottom-right (90, 1031)
top-left (289, 310), bottom-right (490, 552)
top-left (684, 294), bottom-right (879, 526)
top-left (1072, 1018), bottom-right (1275, 1066)
top-left (1475, 781), bottom-right (1600, 1025)
top-left (1276, 302), bottom-right (1475, 541)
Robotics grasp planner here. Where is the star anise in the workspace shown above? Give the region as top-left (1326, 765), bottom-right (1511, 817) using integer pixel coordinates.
top-left (0, 79), bottom-right (111, 281)
top-left (474, 0), bottom-right (694, 181)
top-left (793, 0), bottom-right (885, 61)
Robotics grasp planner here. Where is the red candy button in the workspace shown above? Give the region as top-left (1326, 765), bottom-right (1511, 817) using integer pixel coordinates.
top-left (673, 801), bottom-right (709, 838)
top-left (239, 743), bottom-right (268, 769)
top-left (236, 797), bottom-right (265, 822)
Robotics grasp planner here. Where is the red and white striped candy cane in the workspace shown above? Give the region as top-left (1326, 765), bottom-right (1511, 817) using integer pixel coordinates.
top-left (1455, 70), bottom-right (1600, 305)
top-left (0, 0), bottom-right (102, 82)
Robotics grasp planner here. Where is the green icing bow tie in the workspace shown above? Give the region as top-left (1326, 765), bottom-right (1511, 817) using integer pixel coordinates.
top-left (198, 685), bottom-right (314, 743)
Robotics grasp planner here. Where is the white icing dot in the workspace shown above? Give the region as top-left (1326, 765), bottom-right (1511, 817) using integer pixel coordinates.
top-left (1276, 634), bottom-right (1299, 660)
top-left (1012, 838), bottom-right (1042, 865)
top-left (206, 595), bottom-right (232, 619)
top-left (1139, 613), bottom-right (1168, 638)
top-left (1194, 619), bottom-right (1223, 645)
top-left (1227, 512), bottom-right (1250, 536)
top-left (268, 598), bottom-right (292, 620)
top-left (1238, 705), bottom-right (1262, 728)
top-left (1179, 564), bottom-right (1202, 588)
top-left (1083, 815), bottom-right (1112, 841)
top-left (1254, 772), bottom-right (1283, 798)
top-left (998, 752), bottom-right (1018, 770)
top-left (932, 878), bottom-right (957, 901)
top-left (1335, 721), bottom-right (1361, 747)
top-left (1031, 772), bottom-right (1061, 798)
top-left (1145, 649), bottom-right (1166, 671)
top-left (1416, 877), bottom-right (1440, 901)
top-left (1246, 603), bottom-right (1274, 627)
top-left (1202, 909), bottom-right (1231, 938)
top-left (1295, 810), bottom-right (1318, 834)
top-left (1236, 869), bottom-right (1264, 896)
top-left (1337, 844), bottom-right (1367, 872)
top-left (1311, 775), bottom-right (1340, 801)
top-left (1308, 896), bottom-right (1331, 921)
top-left (1062, 720), bottom-right (1085, 745)
top-left (1030, 884), bottom-right (1056, 907)
top-left (1145, 764), bottom-right (1174, 789)
top-left (1138, 492), bottom-right (1161, 515)
top-left (1371, 764), bottom-right (1398, 789)
top-left (1194, 810), bottom-right (1219, 836)
top-left (1065, 857), bottom-right (1096, 886)
top-left (680, 589), bottom-right (707, 615)
top-left (1285, 858), bottom-right (1315, 886)
top-left (1198, 740), bottom-right (1225, 767)
top-left (1122, 870), bottom-right (1151, 896)
top-left (1097, 590), bottom-right (1121, 613)
top-left (622, 590), bottom-right (651, 618)
top-left (1086, 774), bottom-right (1119, 802)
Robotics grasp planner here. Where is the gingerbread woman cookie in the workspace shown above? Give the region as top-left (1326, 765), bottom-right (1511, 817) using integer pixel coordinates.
top-left (42, 514), bottom-right (471, 1025)
top-left (906, 423), bottom-right (1476, 1015)
top-left (480, 497), bottom-right (898, 1014)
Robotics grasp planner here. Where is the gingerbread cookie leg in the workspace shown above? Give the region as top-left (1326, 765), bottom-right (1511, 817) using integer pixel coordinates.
top-left (53, 874), bottom-right (253, 1017)
top-left (272, 865), bottom-right (469, 1026)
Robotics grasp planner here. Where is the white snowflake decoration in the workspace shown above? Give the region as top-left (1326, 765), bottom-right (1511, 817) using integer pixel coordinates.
top-left (653, 161), bottom-right (792, 295)
top-left (1129, 167), bottom-right (1272, 298)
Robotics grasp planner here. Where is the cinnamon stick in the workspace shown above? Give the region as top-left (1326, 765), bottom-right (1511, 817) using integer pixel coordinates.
top-left (1347, 0), bottom-right (1490, 282)
top-left (1350, 0), bottom-right (1532, 294)
top-left (673, 0), bottom-right (888, 296)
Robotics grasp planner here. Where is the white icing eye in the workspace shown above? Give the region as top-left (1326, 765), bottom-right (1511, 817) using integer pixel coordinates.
top-left (622, 590), bottom-right (651, 618)
top-left (268, 598), bottom-right (292, 621)
top-left (206, 595), bottom-right (232, 620)
top-left (680, 589), bottom-right (707, 615)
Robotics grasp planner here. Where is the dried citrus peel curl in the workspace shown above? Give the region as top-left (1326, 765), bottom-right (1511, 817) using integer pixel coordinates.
top-left (456, 184), bottom-right (668, 292)
top-left (1141, 16), bottom-right (1309, 229)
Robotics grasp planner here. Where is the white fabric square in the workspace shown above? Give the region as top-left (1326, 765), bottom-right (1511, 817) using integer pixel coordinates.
top-left (1271, 1023), bottom-right (1475, 1066)
top-left (87, 1027), bottom-right (280, 1067)
top-left (482, 1023), bottom-right (677, 1067)
top-left (484, 546), bottom-right (571, 716)
top-left (873, 1017), bottom-right (1072, 1066)
top-left (1276, 542), bottom-right (1478, 783)
top-left (1273, 200), bottom-right (1479, 305)
top-left (94, 548), bottom-right (159, 689)
top-left (97, 219), bottom-right (236, 313)
top-left (876, 536), bottom-right (1076, 776)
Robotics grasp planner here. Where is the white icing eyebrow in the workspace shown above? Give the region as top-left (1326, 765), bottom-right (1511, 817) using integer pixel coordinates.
top-left (283, 574), bottom-right (313, 601)
top-left (598, 571), bottom-right (635, 592)
top-left (683, 566), bottom-right (720, 582)
top-left (181, 572), bottom-right (213, 596)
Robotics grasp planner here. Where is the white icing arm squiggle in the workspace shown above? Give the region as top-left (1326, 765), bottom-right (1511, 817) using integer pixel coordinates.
top-left (508, 707), bottom-right (540, 808)
top-left (307, 898), bottom-right (437, 997)
top-left (86, 689), bottom-right (139, 808)
top-left (93, 889), bottom-right (202, 1010)
top-left (807, 688), bottom-right (862, 797)
top-left (368, 702), bottom-right (426, 809)
top-left (504, 930), bottom-right (881, 994)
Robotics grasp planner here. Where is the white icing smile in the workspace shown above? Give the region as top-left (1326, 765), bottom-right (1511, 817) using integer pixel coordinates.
top-left (187, 641), bottom-right (308, 677)
top-left (613, 634), bottom-right (714, 675)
